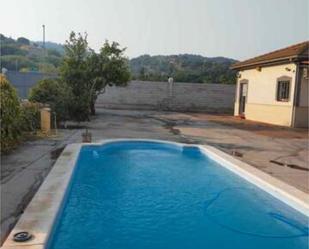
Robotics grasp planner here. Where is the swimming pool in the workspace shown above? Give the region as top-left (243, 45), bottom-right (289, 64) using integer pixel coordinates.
top-left (3, 140), bottom-right (309, 249)
top-left (44, 141), bottom-right (308, 249)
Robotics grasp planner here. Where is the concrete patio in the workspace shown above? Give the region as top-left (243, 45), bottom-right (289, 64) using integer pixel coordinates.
top-left (1, 108), bottom-right (308, 244)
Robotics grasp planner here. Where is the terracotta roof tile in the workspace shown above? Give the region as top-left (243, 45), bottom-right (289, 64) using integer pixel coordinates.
top-left (231, 41), bottom-right (309, 70)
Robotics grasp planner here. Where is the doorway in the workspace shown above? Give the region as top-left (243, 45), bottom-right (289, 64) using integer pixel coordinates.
top-left (239, 82), bottom-right (248, 116)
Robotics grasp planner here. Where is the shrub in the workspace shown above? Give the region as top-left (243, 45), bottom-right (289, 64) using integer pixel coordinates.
top-left (19, 101), bottom-right (42, 132)
top-left (17, 37), bottom-right (30, 45)
top-left (0, 74), bottom-right (22, 153)
top-left (29, 78), bottom-right (72, 122)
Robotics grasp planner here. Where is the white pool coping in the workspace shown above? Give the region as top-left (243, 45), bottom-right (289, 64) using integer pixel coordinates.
top-left (2, 139), bottom-right (309, 249)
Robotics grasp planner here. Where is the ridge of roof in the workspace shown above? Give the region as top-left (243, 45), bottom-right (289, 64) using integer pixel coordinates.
top-left (231, 41), bottom-right (309, 70)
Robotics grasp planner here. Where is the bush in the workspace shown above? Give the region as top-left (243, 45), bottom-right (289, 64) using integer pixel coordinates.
top-left (0, 76), bottom-right (51, 154)
top-left (29, 78), bottom-right (72, 122)
top-left (19, 101), bottom-right (42, 132)
top-left (0, 74), bottom-right (22, 153)
top-left (17, 37), bottom-right (30, 45)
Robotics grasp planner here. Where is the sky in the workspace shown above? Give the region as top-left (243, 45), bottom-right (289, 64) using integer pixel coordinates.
top-left (1, 0), bottom-right (308, 60)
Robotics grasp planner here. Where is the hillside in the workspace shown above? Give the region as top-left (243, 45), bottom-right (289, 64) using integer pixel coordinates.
top-left (1, 34), bottom-right (238, 84)
top-left (35, 41), bottom-right (65, 54)
top-left (130, 54), bottom-right (238, 84)
top-left (0, 34), bottom-right (63, 73)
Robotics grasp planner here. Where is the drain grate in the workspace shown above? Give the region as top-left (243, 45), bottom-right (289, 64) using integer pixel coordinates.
top-left (13, 231), bottom-right (33, 242)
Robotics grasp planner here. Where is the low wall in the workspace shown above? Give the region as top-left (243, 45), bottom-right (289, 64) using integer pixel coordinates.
top-left (96, 81), bottom-right (235, 113)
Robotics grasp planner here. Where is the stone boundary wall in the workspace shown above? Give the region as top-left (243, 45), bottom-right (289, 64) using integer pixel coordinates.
top-left (97, 81), bottom-right (235, 113)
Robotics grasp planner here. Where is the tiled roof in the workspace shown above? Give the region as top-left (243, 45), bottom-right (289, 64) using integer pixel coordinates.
top-left (231, 41), bottom-right (309, 70)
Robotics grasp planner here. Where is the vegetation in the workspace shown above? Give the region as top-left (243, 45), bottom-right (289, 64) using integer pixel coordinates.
top-left (16, 37), bottom-right (30, 45)
top-left (29, 78), bottom-right (72, 122)
top-left (36, 41), bottom-right (65, 54)
top-left (130, 54), bottom-right (237, 84)
top-left (1, 33), bottom-right (237, 84)
top-left (85, 41), bottom-right (131, 115)
top-left (19, 101), bottom-right (41, 132)
top-left (1, 32), bottom-right (236, 152)
top-left (28, 32), bottom-right (130, 122)
top-left (60, 32), bottom-right (91, 121)
top-left (0, 74), bottom-right (22, 153)
top-left (61, 32), bottom-right (130, 120)
top-left (0, 75), bottom-right (42, 154)
top-left (0, 32), bottom-right (236, 152)
top-left (0, 34), bottom-right (62, 73)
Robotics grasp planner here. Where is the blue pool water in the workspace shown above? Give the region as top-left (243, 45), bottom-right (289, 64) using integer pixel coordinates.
top-left (47, 141), bottom-right (309, 249)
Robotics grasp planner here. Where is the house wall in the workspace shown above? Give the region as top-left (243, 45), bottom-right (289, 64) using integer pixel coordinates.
top-left (234, 63), bottom-right (297, 126)
top-left (96, 81), bottom-right (235, 113)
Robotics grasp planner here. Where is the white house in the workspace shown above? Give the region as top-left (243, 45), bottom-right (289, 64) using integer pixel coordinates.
top-left (231, 41), bottom-right (308, 128)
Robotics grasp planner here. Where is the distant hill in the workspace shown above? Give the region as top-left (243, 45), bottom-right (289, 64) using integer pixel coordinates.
top-left (1, 34), bottom-right (238, 84)
top-left (35, 41), bottom-right (65, 55)
top-left (130, 54), bottom-right (238, 84)
top-left (0, 34), bottom-right (63, 73)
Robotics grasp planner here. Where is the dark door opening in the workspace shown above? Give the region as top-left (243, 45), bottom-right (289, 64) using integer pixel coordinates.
top-left (239, 83), bottom-right (248, 116)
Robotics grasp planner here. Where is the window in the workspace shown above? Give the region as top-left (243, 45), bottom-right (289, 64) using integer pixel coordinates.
top-left (277, 80), bottom-right (290, 101)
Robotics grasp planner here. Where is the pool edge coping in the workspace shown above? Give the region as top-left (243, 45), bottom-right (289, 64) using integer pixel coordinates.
top-left (199, 144), bottom-right (309, 216)
top-left (1, 143), bottom-right (82, 249)
top-left (2, 138), bottom-right (309, 249)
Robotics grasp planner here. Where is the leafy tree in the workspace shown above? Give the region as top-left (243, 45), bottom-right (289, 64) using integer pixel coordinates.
top-left (86, 41), bottom-right (131, 115)
top-left (60, 32), bottom-right (90, 121)
top-left (1, 75), bottom-right (50, 153)
top-left (19, 102), bottom-right (41, 133)
top-left (38, 63), bottom-right (58, 73)
top-left (61, 32), bottom-right (130, 119)
top-left (29, 78), bottom-right (72, 122)
top-left (0, 75), bottom-right (21, 153)
top-left (17, 37), bottom-right (30, 45)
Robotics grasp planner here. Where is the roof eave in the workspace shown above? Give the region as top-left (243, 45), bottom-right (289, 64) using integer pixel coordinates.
top-left (230, 55), bottom-right (304, 70)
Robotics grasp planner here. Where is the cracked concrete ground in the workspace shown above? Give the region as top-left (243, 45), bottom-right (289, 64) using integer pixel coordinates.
top-left (1, 108), bottom-right (308, 244)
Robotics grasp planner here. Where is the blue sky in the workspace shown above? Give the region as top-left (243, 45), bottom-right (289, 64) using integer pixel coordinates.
top-left (1, 0), bottom-right (308, 60)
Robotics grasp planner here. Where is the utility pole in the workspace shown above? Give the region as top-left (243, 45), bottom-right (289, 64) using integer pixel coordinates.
top-left (42, 24), bottom-right (47, 68)
top-left (42, 24), bottom-right (45, 50)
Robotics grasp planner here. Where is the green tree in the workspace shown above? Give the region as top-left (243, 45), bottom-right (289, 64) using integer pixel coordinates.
top-left (17, 37), bottom-right (30, 45)
top-left (60, 32), bottom-right (90, 121)
top-left (0, 75), bottom-right (21, 153)
top-left (86, 41), bottom-right (131, 115)
top-left (29, 78), bottom-right (72, 122)
top-left (38, 63), bottom-right (58, 73)
top-left (61, 32), bottom-right (131, 119)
